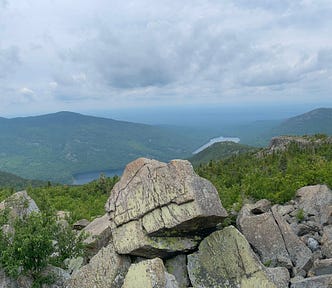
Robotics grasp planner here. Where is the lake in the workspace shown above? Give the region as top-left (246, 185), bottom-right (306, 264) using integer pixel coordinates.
top-left (193, 136), bottom-right (240, 154)
top-left (72, 168), bottom-right (123, 185)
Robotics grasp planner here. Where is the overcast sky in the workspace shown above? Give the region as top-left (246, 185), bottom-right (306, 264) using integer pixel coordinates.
top-left (1, 0), bottom-right (332, 117)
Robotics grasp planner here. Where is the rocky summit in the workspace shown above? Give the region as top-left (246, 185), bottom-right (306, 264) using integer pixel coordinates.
top-left (1, 158), bottom-right (332, 288)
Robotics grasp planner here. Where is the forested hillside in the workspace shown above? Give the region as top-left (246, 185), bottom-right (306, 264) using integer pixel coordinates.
top-left (196, 135), bottom-right (332, 210)
top-left (0, 112), bottom-right (207, 183)
top-left (189, 141), bottom-right (257, 166)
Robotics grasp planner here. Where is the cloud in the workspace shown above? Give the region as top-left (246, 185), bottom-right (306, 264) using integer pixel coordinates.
top-left (19, 87), bottom-right (35, 96)
top-left (0, 0), bottom-right (332, 116)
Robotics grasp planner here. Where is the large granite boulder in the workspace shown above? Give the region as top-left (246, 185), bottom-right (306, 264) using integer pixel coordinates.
top-left (296, 185), bottom-right (332, 225)
top-left (106, 158), bottom-right (227, 257)
top-left (122, 258), bottom-right (179, 288)
top-left (237, 201), bottom-right (312, 271)
top-left (187, 226), bottom-right (282, 288)
top-left (66, 241), bottom-right (130, 288)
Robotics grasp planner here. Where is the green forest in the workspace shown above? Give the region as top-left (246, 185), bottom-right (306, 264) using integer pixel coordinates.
top-left (195, 135), bottom-right (332, 210)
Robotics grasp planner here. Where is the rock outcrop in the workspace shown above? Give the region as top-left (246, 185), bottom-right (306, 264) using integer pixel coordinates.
top-left (2, 158), bottom-right (332, 288)
top-left (105, 158), bottom-right (227, 258)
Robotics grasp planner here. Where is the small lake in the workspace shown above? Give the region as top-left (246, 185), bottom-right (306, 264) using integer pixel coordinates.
top-left (193, 136), bottom-right (240, 154)
top-left (72, 168), bottom-right (123, 185)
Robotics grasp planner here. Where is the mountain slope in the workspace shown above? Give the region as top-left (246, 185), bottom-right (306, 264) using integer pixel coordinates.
top-left (189, 141), bottom-right (257, 166)
top-left (269, 108), bottom-right (332, 137)
top-left (0, 111), bottom-right (205, 183)
top-left (0, 170), bottom-right (46, 192)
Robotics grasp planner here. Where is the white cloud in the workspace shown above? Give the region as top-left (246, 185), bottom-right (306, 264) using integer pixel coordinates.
top-left (19, 87), bottom-right (35, 96)
top-left (0, 0), bottom-right (331, 115)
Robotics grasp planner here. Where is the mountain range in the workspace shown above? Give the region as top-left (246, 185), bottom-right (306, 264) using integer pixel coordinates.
top-left (0, 108), bottom-right (331, 183)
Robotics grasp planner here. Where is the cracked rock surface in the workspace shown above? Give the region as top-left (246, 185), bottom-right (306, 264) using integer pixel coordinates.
top-left (105, 158), bottom-right (227, 258)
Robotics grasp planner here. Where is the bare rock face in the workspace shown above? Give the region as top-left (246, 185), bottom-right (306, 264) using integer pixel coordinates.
top-left (106, 158), bottom-right (227, 257)
top-left (122, 258), bottom-right (179, 288)
top-left (66, 242), bottom-right (130, 288)
top-left (187, 226), bottom-right (281, 288)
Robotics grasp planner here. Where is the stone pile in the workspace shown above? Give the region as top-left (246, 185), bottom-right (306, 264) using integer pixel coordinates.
top-left (67, 158), bottom-right (332, 288)
top-left (1, 158), bottom-right (332, 287)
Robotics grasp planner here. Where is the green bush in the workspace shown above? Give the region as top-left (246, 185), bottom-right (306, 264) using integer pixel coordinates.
top-left (0, 210), bottom-right (86, 287)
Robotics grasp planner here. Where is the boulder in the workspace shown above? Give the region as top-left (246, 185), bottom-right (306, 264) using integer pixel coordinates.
top-left (296, 185), bottom-right (332, 225)
top-left (0, 190), bottom-right (39, 221)
top-left (112, 220), bottom-right (200, 258)
top-left (106, 158), bottom-right (227, 258)
top-left (66, 241), bottom-right (130, 288)
top-left (106, 158), bottom-right (227, 236)
top-left (165, 254), bottom-right (190, 288)
top-left (237, 202), bottom-right (312, 270)
top-left (290, 275), bottom-right (332, 288)
top-left (187, 226), bottom-right (279, 288)
top-left (82, 214), bottom-right (112, 258)
top-left (309, 259), bottom-right (332, 276)
top-left (271, 206), bottom-right (312, 271)
top-left (0, 269), bottom-right (17, 288)
top-left (237, 202), bottom-right (291, 267)
top-left (122, 258), bottom-right (179, 288)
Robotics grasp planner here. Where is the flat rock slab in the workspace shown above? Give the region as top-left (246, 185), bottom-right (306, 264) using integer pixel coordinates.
top-left (66, 242), bottom-right (130, 288)
top-left (106, 158), bottom-right (227, 236)
top-left (122, 258), bottom-right (179, 288)
top-left (187, 226), bottom-right (279, 288)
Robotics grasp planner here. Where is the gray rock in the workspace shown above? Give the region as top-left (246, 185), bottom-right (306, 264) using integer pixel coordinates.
top-left (187, 226), bottom-right (279, 288)
top-left (296, 185), bottom-right (332, 225)
top-left (165, 254), bottom-right (190, 288)
top-left (271, 205), bottom-right (312, 271)
top-left (82, 214), bottom-right (111, 259)
top-left (0, 190), bottom-right (39, 221)
top-left (266, 267), bottom-right (290, 288)
top-left (112, 219), bottom-right (200, 258)
top-left (322, 241), bottom-right (332, 259)
top-left (308, 237), bottom-right (320, 251)
top-left (41, 265), bottom-right (70, 288)
top-left (122, 258), bottom-right (179, 288)
top-left (106, 158), bottom-right (227, 236)
top-left (65, 257), bottom-right (84, 274)
top-left (290, 274), bottom-right (332, 288)
top-left (66, 241), bottom-right (130, 288)
top-left (309, 259), bottom-right (332, 276)
top-left (0, 269), bottom-right (17, 288)
top-left (237, 202), bottom-right (291, 268)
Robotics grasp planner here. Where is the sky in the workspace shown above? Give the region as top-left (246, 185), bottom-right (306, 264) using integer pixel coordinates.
top-left (1, 0), bottom-right (332, 117)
